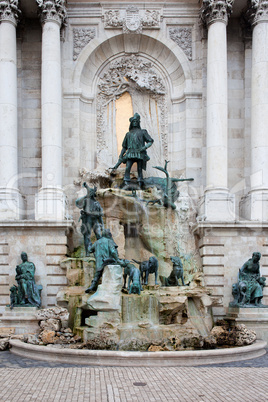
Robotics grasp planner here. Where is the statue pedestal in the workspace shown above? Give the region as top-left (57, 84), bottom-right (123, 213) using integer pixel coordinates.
top-left (83, 265), bottom-right (123, 342)
top-left (86, 265), bottom-right (123, 312)
top-left (226, 306), bottom-right (268, 342)
top-left (0, 307), bottom-right (40, 335)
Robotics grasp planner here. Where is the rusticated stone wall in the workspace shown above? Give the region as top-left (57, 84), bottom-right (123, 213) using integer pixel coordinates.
top-left (0, 222), bottom-right (72, 314)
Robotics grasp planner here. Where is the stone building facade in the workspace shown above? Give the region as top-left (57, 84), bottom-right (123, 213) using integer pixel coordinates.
top-left (0, 0), bottom-right (268, 322)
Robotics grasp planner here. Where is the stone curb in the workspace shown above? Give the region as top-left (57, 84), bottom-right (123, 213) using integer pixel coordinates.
top-left (9, 339), bottom-right (267, 367)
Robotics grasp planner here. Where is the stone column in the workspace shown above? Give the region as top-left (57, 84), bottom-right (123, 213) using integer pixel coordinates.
top-left (200, 0), bottom-right (235, 221)
top-left (35, 0), bottom-right (67, 220)
top-left (241, 0), bottom-right (268, 220)
top-left (0, 0), bottom-right (23, 219)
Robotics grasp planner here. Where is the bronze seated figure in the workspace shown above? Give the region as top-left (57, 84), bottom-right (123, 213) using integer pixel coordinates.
top-left (230, 252), bottom-right (266, 307)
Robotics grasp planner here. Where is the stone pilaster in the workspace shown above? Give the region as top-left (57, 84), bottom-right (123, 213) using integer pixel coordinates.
top-left (0, 0), bottom-right (23, 219)
top-left (35, 0), bottom-right (67, 220)
top-left (240, 0), bottom-right (268, 221)
top-left (199, 0), bottom-right (235, 221)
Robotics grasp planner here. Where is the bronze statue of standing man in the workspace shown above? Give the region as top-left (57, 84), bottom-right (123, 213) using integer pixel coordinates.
top-left (112, 113), bottom-right (154, 188)
top-left (75, 183), bottom-right (104, 256)
top-left (85, 229), bottom-right (119, 292)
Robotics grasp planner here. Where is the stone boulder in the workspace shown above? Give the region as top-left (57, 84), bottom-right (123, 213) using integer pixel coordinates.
top-left (0, 338), bottom-right (9, 351)
top-left (117, 338), bottom-right (152, 352)
top-left (40, 318), bottom-right (61, 332)
top-left (210, 322), bottom-right (256, 346)
top-left (35, 307), bottom-right (69, 327)
top-left (147, 334), bottom-right (209, 351)
top-left (159, 293), bottom-right (187, 325)
top-left (25, 313), bottom-right (82, 347)
top-left (85, 326), bottom-right (118, 350)
top-left (148, 345), bottom-right (166, 352)
top-left (160, 335), bottom-right (182, 351)
top-left (181, 335), bottom-right (204, 349)
top-left (0, 328), bottom-right (15, 338)
top-left (27, 334), bottom-right (40, 345)
top-left (40, 330), bottom-right (56, 345)
top-left (0, 331), bottom-right (29, 351)
top-left (87, 265), bottom-right (123, 311)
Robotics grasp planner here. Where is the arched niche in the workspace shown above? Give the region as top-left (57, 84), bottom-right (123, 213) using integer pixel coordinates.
top-left (96, 53), bottom-right (170, 174)
top-left (73, 33), bottom-right (192, 174)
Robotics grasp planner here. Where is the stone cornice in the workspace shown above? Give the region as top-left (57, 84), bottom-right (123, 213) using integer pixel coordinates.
top-left (247, 0), bottom-right (268, 26)
top-left (200, 0), bottom-right (234, 27)
top-left (0, 220), bottom-right (74, 228)
top-left (193, 220), bottom-right (268, 236)
top-left (36, 0), bottom-right (67, 27)
top-left (0, 0), bottom-right (21, 25)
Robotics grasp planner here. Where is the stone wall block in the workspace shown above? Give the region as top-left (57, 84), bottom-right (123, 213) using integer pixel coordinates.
top-left (202, 256), bottom-right (224, 266)
top-left (200, 246), bottom-right (224, 257)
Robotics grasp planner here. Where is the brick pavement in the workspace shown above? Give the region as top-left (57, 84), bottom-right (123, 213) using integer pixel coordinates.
top-left (0, 351), bottom-right (268, 401)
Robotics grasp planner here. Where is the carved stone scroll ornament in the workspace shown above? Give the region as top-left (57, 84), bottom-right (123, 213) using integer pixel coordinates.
top-left (169, 28), bottom-right (192, 61)
top-left (0, 0), bottom-right (21, 24)
top-left (36, 0), bottom-right (67, 26)
top-left (73, 28), bottom-right (96, 60)
top-left (200, 0), bottom-right (234, 27)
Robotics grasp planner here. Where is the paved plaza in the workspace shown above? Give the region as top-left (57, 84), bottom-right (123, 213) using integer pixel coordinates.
top-left (0, 351), bottom-right (268, 401)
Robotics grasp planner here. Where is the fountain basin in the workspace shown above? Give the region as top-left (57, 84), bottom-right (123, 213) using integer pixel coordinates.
top-left (9, 339), bottom-right (266, 367)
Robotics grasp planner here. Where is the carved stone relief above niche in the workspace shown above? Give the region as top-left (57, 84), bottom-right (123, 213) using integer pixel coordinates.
top-left (169, 27), bottom-right (192, 61)
top-left (103, 6), bottom-right (162, 33)
top-left (96, 55), bottom-right (168, 175)
top-left (73, 28), bottom-right (96, 60)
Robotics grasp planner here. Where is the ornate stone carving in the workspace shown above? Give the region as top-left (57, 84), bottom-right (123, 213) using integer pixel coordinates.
top-left (73, 28), bottom-right (96, 60)
top-left (97, 55), bottom-right (168, 161)
top-left (201, 0), bottom-right (234, 27)
top-left (143, 10), bottom-right (161, 27)
top-left (123, 6), bottom-right (142, 34)
top-left (248, 0), bottom-right (268, 25)
top-left (0, 0), bottom-right (21, 25)
top-left (98, 56), bottom-right (165, 99)
top-left (103, 7), bottom-right (161, 32)
top-left (104, 10), bottom-right (123, 28)
top-left (169, 28), bottom-right (192, 61)
top-left (37, 0), bottom-right (67, 26)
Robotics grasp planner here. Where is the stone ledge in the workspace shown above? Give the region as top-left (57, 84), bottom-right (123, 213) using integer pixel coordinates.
top-left (0, 220), bottom-right (74, 228)
top-left (193, 221), bottom-right (268, 231)
top-left (9, 340), bottom-right (267, 367)
top-left (1, 316), bottom-right (38, 321)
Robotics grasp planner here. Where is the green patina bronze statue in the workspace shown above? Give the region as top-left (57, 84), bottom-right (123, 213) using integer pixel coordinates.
top-left (145, 160), bottom-right (194, 209)
top-left (85, 229), bottom-right (119, 292)
top-left (132, 256), bottom-right (158, 286)
top-left (9, 252), bottom-right (42, 308)
top-left (118, 259), bottom-right (143, 294)
top-left (97, 257), bottom-right (143, 295)
top-left (230, 252), bottom-right (266, 307)
top-left (76, 182), bottom-right (104, 256)
top-left (160, 256), bottom-right (185, 287)
top-left (112, 113), bottom-right (154, 188)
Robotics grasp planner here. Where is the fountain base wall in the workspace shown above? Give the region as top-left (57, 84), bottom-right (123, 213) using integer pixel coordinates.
top-left (9, 339), bottom-right (267, 366)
